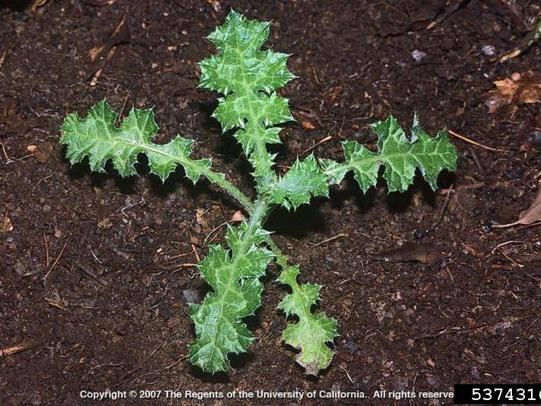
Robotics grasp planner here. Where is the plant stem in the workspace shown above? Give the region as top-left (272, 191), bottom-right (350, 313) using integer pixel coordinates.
top-left (266, 237), bottom-right (308, 295)
top-left (266, 236), bottom-right (289, 270)
top-left (204, 170), bottom-right (254, 214)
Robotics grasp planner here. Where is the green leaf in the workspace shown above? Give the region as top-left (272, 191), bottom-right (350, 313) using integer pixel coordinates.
top-left (321, 115), bottom-right (457, 192)
top-left (261, 155), bottom-right (329, 210)
top-left (199, 10), bottom-right (295, 179)
top-left (277, 265), bottom-right (338, 376)
top-left (234, 127), bottom-right (281, 156)
top-left (60, 100), bottom-right (211, 183)
top-left (200, 11), bottom-right (295, 95)
top-left (212, 93), bottom-right (293, 131)
top-left (189, 222), bottom-right (274, 374)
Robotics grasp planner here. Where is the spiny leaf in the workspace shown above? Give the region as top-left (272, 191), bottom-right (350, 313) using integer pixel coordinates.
top-left (60, 100), bottom-right (211, 183)
top-left (277, 265), bottom-right (338, 376)
top-left (189, 222), bottom-right (274, 374)
top-left (234, 127), bottom-right (281, 156)
top-left (212, 93), bottom-right (293, 131)
top-left (261, 155), bottom-right (329, 210)
top-left (199, 10), bottom-right (295, 178)
top-left (321, 115), bottom-right (457, 193)
top-left (200, 11), bottom-right (295, 95)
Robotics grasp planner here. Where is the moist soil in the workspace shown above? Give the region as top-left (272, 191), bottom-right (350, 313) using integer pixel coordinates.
top-left (1, 1), bottom-right (540, 404)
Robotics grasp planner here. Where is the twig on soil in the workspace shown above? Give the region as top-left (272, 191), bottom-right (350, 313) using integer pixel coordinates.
top-left (129, 355), bottom-right (186, 385)
top-left (202, 221), bottom-right (229, 245)
top-left (76, 262), bottom-right (109, 287)
top-left (490, 240), bottom-right (527, 255)
top-left (311, 233), bottom-right (349, 247)
top-left (426, 185), bottom-right (454, 233)
top-left (164, 251), bottom-right (192, 261)
top-left (161, 263), bottom-right (198, 272)
top-left (43, 234), bottom-right (50, 268)
top-left (426, 0), bottom-right (471, 30)
top-left (89, 247), bottom-right (103, 264)
top-left (0, 339), bottom-right (39, 357)
top-left (120, 197), bottom-right (144, 217)
top-left (493, 221), bottom-right (541, 230)
top-left (310, 64), bottom-right (321, 85)
top-left (0, 48), bottom-right (7, 70)
top-left (191, 244), bottom-right (201, 262)
top-left (448, 129), bottom-right (508, 152)
top-left (415, 316), bottom-right (530, 341)
top-left (338, 364), bottom-right (354, 384)
top-left (36, 173), bottom-right (54, 186)
top-left (303, 135), bottom-right (333, 154)
top-left (44, 299), bottom-right (67, 310)
top-left (42, 241), bottom-right (68, 284)
top-left (468, 147), bottom-right (484, 174)
top-left (499, 251), bottom-right (524, 268)
top-left (88, 362), bottom-right (124, 375)
top-left (124, 343), bottom-right (166, 377)
top-left (437, 182), bottom-right (484, 195)
top-left (0, 142), bottom-right (10, 161)
top-left (116, 94), bottom-right (130, 124)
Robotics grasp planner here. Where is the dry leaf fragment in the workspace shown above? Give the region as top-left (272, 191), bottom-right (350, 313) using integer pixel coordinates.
top-left (494, 188), bottom-right (541, 228)
top-left (30, 0), bottom-right (50, 13)
top-left (88, 45), bottom-right (106, 62)
top-left (374, 242), bottom-right (443, 265)
top-left (206, 0), bottom-right (221, 12)
top-left (230, 210), bottom-right (245, 222)
top-left (300, 118), bottom-right (316, 130)
top-left (195, 208), bottom-right (208, 227)
top-left (485, 71), bottom-right (541, 113)
top-left (1, 216), bottom-right (13, 233)
top-left (98, 218), bottom-right (112, 229)
top-left (27, 144), bottom-right (53, 163)
top-left (294, 111), bottom-right (318, 131)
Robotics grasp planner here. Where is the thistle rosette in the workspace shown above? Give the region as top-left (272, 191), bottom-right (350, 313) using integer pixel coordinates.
top-left (58, 10), bottom-right (458, 379)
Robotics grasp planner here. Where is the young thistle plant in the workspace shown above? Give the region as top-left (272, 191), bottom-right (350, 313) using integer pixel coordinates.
top-left (60, 11), bottom-right (457, 376)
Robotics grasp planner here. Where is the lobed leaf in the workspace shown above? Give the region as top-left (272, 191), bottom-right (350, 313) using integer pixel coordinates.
top-left (60, 100), bottom-right (211, 183)
top-left (199, 10), bottom-right (295, 178)
top-left (189, 222), bottom-right (274, 374)
top-left (260, 155), bottom-right (329, 210)
top-left (321, 115), bottom-right (457, 193)
top-left (277, 265), bottom-right (338, 376)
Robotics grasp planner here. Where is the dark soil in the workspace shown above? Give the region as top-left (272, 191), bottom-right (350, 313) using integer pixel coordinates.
top-left (1, 0), bottom-right (540, 404)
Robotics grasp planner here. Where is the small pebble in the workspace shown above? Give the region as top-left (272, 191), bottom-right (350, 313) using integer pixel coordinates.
top-left (481, 45), bottom-right (495, 56)
top-left (411, 50), bottom-right (427, 63)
